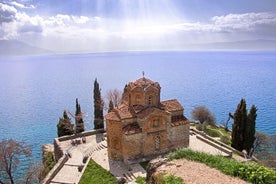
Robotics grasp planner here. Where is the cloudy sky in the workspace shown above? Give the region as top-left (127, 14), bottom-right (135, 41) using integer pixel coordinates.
top-left (1, 0), bottom-right (276, 53)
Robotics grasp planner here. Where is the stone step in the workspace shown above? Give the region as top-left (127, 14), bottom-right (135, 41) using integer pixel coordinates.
top-left (123, 172), bottom-right (136, 182)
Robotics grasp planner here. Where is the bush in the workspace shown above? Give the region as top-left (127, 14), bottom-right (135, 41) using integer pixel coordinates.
top-left (220, 135), bottom-right (231, 145)
top-left (44, 152), bottom-right (55, 174)
top-left (83, 156), bottom-right (88, 164)
top-left (205, 128), bottom-right (221, 137)
top-left (196, 124), bottom-right (204, 131)
top-left (155, 173), bottom-right (184, 184)
top-left (78, 165), bottom-right (84, 172)
top-left (235, 164), bottom-right (276, 184)
top-left (167, 148), bottom-right (276, 184)
top-left (136, 176), bottom-right (146, 184)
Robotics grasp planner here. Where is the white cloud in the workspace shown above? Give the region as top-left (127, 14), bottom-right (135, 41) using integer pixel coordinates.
top-left (211, 12), bottom-right (276, 32)
top-left (0, 3), bottom-right (17, 23)
top-left (1, 6), bottom-right (276, 51)
top-left (10, 1), bottom-right (35, 9)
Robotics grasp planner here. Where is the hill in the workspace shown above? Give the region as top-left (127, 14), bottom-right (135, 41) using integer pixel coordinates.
top-left (0, 40), bottom-right (52, 56)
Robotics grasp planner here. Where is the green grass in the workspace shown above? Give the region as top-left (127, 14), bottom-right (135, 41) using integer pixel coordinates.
top-left (167, 148), bottom-right (276, 184)
top-left (79, 159), bottom-right (117, 184)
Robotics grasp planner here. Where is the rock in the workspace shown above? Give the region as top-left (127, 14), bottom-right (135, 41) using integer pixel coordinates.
top-left (42, 144), bottom-right (54, 163)
top-left (117, 177), bottom-right (127, 184)
top-left (146, 157), bottom-right (169, 183)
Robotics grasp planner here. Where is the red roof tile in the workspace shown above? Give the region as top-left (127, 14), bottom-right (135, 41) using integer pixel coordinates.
top-left (122, 122), bottom-right (142, 135)
top-left (161, 99), bottom-right (184, 112)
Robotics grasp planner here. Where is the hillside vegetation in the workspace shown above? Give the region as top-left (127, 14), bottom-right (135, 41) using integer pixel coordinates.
top-left (167, 148), bottom-right (276, 184)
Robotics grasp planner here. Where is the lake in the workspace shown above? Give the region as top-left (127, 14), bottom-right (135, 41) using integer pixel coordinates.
top-left (0, 51), bottom-right (275, 178)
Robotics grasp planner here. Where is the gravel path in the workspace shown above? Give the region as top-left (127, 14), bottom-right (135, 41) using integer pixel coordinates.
top-left (156, 159), bottom-right (248, 184)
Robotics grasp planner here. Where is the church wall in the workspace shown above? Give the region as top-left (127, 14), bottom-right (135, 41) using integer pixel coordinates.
top-left (143, 132), bottom-right (168, 156)
top-left (121, 133), bottom-right (143, 160)
top-left (140, 112), bottom-right (170, 156)
top-left (106, 120), bottom-right (123, 160)
top-left (168, 123), bottom-right (190, 149)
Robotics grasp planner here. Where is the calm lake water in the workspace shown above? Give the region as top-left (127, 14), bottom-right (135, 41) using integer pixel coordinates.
top-left (0, 51), bottom-right (275, 178)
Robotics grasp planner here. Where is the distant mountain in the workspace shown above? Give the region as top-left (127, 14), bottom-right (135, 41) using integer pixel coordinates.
top-left (0, 40), bottom-right (53, 56)
top-left (189, 39), bottom-right (276, 51)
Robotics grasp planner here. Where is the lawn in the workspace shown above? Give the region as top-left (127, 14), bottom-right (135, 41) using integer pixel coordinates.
top-left (79, 159), bottom-right (117, 184)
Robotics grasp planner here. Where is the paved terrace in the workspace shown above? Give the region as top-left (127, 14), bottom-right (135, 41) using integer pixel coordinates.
top-left (46, 130), bottom-right (239, 184)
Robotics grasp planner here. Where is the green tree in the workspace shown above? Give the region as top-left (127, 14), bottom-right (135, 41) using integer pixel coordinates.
top-left (75, 98), bottom-right (85, 133)
top-left (57, 110), bottom-right (74, 137)
top-left (0, 139), bottom-right (32, 184)
top-left (231, 99), bottom-right (257, 154)
top-left (244, 105), bottom-right (257, 155)
top-left (231, 99), bottom-right (247, 151)
top-left (94, 79), bottom-right (104, 129)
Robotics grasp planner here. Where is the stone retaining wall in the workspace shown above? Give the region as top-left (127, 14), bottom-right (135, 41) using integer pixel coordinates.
top-left (42, 155), bottom-right (69, 184)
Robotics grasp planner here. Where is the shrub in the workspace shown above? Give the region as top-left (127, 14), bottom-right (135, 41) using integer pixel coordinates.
top-left (235, 164), bottom-right (276, 184)
top-left (155, 173), bottom-right (184, 184)
top-left (78, 165), bottom-right (84, 172)
top-left (136, 176), bottom-right (146, 184)
top-left (205, 128), bottom-right (221, 137)
top-left (196, 124), bottom-right (204, 131)
top-left (220, 135), bottom-right (231, 145)
top-left (83, 156), bottom-right (88, 164)
top-left (44, 152), bottom-right (55, 174)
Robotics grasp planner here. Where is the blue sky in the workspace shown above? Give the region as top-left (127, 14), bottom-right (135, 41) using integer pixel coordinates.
top-left (1, 0), bottom-right (276, 53)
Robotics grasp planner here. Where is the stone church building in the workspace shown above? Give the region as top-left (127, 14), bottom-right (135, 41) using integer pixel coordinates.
top-left (105, 77), bottom-right (189, 163)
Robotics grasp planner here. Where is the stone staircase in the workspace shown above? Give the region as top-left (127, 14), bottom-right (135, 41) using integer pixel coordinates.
top-left (83, 141), bottom-right (107, 158)
top-left (123, 171), bottom-right (136, 182)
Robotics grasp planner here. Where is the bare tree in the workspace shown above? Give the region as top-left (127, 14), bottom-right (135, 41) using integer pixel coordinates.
top-left (251, 132), bottom-right (269, 156)
top-left (0, 139), bottom-right (32, 184)
top-left (252, 132), bottom-right (276, 167)
top-left (221, 112), bottom-right (233, 131)
top-left (105, 89), bottom-right (122, 109)
top-left (191, 106), bottom-right (216, 126)
top-left (24, 162), bottom-right (44, 184)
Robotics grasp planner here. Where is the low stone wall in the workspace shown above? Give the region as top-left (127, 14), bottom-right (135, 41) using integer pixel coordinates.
top-left (196, 135), bottom-right (232, 156)
top-left (53, 138), bottom-right (63, 162)
top-left (57, 128), bottom-right (105, 142)
top-left (54, 129), bottom-right (106, 161)
top-left (191, 127), bottom-right (245, 157)
top-left (42, 155), bottom-right (69, 184)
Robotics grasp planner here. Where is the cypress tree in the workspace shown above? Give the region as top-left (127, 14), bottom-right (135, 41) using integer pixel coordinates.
top-left (231, 99), bottom-right (247, 151)
top-left (244, 105), bottom-right (257, 154)
top-left (57, 110), bottom-right (74, 137)
top-left (108, 100), bottom-right (114, 113)
top-left (94, 78), bottom-right (104, 129)
top-left (75, 98), bottom-right (84, 133)
top-left (231, 99), bottom-right (257, 154)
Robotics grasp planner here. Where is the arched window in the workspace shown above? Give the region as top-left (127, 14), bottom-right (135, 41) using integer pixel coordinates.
top-left (154, 136), bottom-right (160, 150)
top-left (148, 95), bottom-right (153, 105)
top-left (135, 95), bottom-right (141, 104)
top-left (153, 118), bottom-right (159, 128)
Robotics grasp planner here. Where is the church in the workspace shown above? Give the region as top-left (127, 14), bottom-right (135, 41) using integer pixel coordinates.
top-left (105, 77), bottom-right (189, 164)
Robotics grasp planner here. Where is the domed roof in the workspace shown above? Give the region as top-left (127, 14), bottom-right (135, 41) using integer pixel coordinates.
top-left (128, 77), bottom-right (160, 89)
